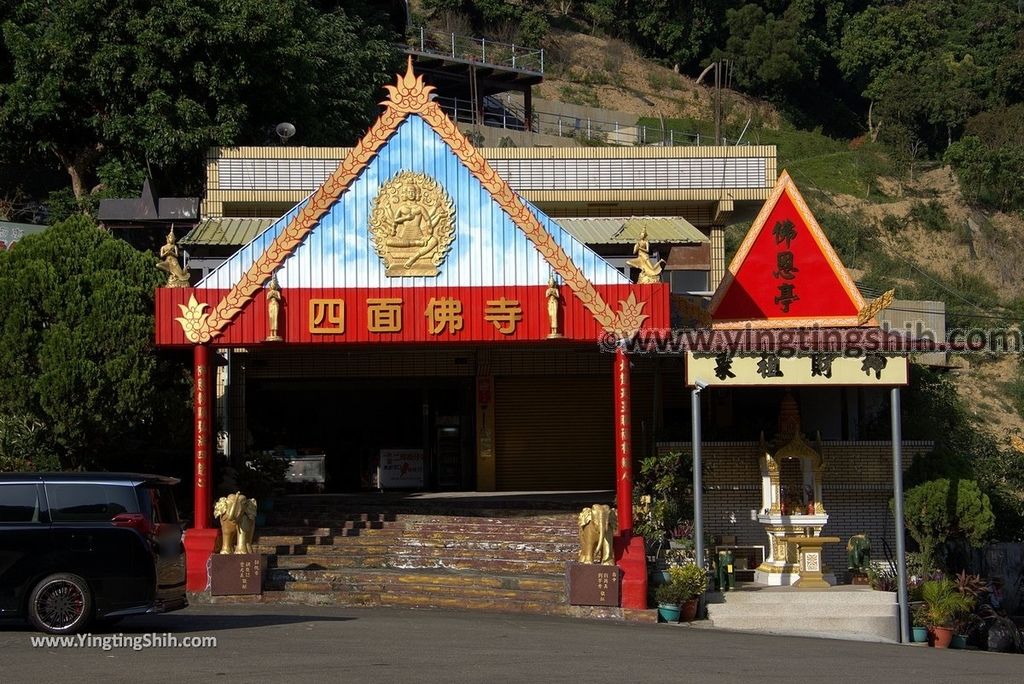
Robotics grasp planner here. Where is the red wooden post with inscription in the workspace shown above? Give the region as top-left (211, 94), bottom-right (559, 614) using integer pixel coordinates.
top-left (183, 344), bottom-right (220, 592)
top-left (613, 345), bottom-right (647, 609)
top-left (614, 346), bottom-right (633, 532)
top-left (193, 344), bottom-right (213, 529)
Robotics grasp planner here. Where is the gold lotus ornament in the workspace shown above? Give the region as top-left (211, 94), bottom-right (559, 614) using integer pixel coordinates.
top-left (369, 171), bottom-right (456, 277)
top-left (176, 295), bottom-right (212, 343)
top-left (608, 292), bottom-right (649, 339)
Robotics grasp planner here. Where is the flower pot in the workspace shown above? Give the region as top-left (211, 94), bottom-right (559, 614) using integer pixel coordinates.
top-left (912, 627), bottom-right (929, 643)
top-left (950, 634), bottom-right (967, 649)
top-left (680, 598), bottom-right (699, 622)
top-left (931, 626), bottom-right (954, 649)
top-left (657, 603), bottom-right (681, 623)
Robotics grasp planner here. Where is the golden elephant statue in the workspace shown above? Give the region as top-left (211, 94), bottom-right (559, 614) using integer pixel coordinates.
top-left (213, 492), bottom-right (258, 554)
top-left (578, 504), bottom-right (617, 565)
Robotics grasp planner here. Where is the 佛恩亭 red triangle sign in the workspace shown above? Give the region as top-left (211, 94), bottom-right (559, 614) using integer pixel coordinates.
top-left (709, 170), bottom-right (868, 328)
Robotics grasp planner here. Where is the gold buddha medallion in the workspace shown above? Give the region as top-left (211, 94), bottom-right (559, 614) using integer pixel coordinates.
top-left (369, 171), bottom-right (456, 277)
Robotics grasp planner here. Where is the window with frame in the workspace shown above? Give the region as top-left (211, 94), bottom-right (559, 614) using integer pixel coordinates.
top-left (0, 484), bottom-right (41, 523)
top-left (47, 483), bottom-right (139, 522)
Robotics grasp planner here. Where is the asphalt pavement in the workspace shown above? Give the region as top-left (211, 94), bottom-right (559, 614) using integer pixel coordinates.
top-left (2, 603), bottom-right (1020, 683)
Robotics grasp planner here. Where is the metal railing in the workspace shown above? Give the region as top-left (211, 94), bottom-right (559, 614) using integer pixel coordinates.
top-left (434, 95), bottom-right (743, 147)
top-left (403, 26), bottom-right (544, 75)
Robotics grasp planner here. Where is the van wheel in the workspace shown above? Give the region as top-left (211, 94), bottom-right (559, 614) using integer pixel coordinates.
top-left (28, 573), bottom-right (93, 635)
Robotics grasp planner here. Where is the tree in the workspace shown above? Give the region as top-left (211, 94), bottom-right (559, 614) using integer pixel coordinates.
top-left (716, 4), bottom-right (815, 103)
top-left (0, 0), bottom-right (400, 200)
top-left (899, 479), bottom-right (995, 572)
top-left (0, 215), bottom-right (190, 470)
top-left (626, 1), bottom-right (721, 71)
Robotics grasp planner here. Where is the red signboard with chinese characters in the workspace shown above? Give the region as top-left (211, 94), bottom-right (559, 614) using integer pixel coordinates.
top-left (155, 284), bottom-right (669, 346)
top-left (710, 171), bottom-right (867, 328)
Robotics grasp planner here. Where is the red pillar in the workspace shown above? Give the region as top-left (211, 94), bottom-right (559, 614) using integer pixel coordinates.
top-left (614, 347), bottom-right (633, 531)
top-left (183, 344), bottom-right (220, 592)
top-left (193, 343), bottom-right (212, 528)
top-left (613, 346), bottom-right (647, 609)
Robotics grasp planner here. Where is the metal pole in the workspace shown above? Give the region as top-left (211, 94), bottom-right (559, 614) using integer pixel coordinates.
top-left (481, 38), bottom-right (486, 64)
top-left (451, 32), bottom-right (455, 58)
top-left (692, 388), bottom-right (704, 569)
top-left (420, 26), bottom-right (424, 51)
top-left (540, 49), bottom-right (544, 74)
top-left (512, 44), bottom-right (516, 68)
top-left (891, 387), bottom-right (910, 644)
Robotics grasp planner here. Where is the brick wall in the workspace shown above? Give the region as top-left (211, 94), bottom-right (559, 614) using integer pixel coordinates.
top-left (657, 440), bottom-right (934, 578)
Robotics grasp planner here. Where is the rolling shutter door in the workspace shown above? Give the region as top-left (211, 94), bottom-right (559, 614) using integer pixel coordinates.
top-left (494, 375), bottom-right (613, 490)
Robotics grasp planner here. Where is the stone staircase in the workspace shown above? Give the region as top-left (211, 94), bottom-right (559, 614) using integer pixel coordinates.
top-left (224, 499), bottom-right (581, 616)
top-left (704, 586), bottom-right (899, 642)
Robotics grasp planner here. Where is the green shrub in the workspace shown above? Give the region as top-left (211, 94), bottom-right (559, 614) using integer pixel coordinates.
top-left (898, 479), bottom-right (995, 571)
top-left (908, 200), bottom-right (952, 232)
top-left (668, 563), bottom-right (708, 599)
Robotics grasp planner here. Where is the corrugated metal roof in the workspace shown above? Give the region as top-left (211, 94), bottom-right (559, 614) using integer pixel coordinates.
top-left (181, 217), bottom-right (276, 246)
top-left (554, 216), bottom-right (707, 245)
top-left (182, 215), bottom-right (708, 247)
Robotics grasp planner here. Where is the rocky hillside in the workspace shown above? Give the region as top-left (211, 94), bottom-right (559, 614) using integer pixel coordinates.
top-left (538, 31), bottom-right (778, 132)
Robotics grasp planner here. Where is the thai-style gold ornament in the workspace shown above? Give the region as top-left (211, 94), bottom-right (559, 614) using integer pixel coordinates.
top-left (625, 228), bottom-right (665, 285)
top-left (857, 288), bottom-right (895, 325)
top-left (156, 228), bottom-right (190, 287)
top-left (578, 504), bottom-right (617, 565)
top-left (265, 275), bottom-right (282, 342)
top-left (545, 275), bottom-right (563, 338)
top-left (175, 294), bottom-right (212, 343)
top-left (608, 292), bottom-right (649, 339)
top-left (369, 171), bottom-right (456, 277)
top-left (214, 492), bottom-right (257, 554)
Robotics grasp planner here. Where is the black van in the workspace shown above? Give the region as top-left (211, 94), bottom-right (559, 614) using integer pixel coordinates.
top-left (0, 473), bottom-right (188, 634)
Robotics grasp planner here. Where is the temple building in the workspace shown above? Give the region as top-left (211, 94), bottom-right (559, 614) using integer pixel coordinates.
top-left (156, 63), bottom-right (920, 631)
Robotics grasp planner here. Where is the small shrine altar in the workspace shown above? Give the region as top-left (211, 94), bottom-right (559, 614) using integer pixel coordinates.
top-left (754, 392), bottom-right (835, 586)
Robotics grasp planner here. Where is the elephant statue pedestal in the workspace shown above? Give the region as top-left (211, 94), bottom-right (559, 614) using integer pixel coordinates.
top-left (210, 553), bottom-right (265, 596)
top-left (566, 562), bottom-right (621, 607)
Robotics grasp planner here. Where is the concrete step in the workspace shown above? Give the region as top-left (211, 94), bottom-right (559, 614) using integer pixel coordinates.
top-left (256, 531), bottom-right (578, 548)
top-left (704, 588), bottom-right (899, 642)
top-left (255, 540), bottom-right (576, 557)
top-left (268, 552), bottom-right (567, 575)
top-left (266, 568), bottom-right (564, 593)
top-left (265, 512), bottom-right (577, 528)
top-left (707, 588), bottom-right (896, 605)
top-left (705, 615), bottom-right (899, 643)
top-left (707, 602), bottom-right (896, 618)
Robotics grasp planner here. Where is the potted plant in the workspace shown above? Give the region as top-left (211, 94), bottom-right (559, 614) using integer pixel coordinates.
top-left (669, 563), bottom-right (708, 622)
top-left (911, 604), bottom-right (929, 643)
top-left (654, 582), bottom-right (685, 623)
top-left (921, 579), bottom-right (974, 648)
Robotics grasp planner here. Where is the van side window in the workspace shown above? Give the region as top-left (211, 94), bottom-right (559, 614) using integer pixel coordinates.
top-left (142, 485), bottom-right (180, 524)
top-left (0, 484), bottom-right (41, 523)
top-left (47, 484), bottom-right (139, 522)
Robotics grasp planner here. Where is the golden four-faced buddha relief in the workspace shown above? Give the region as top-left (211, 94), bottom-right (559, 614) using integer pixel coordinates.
top-left (369, 171), bottom-right (456, 277)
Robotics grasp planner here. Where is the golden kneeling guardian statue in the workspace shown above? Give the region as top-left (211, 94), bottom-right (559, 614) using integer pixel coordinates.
top-left (214, 492), bottom-right (258, 554)
top-left (578, 504), bottom-right (617, 565)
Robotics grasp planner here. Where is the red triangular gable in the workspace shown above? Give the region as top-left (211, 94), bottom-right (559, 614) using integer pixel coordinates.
top-left (709, 171), bottom-right (868, 328)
